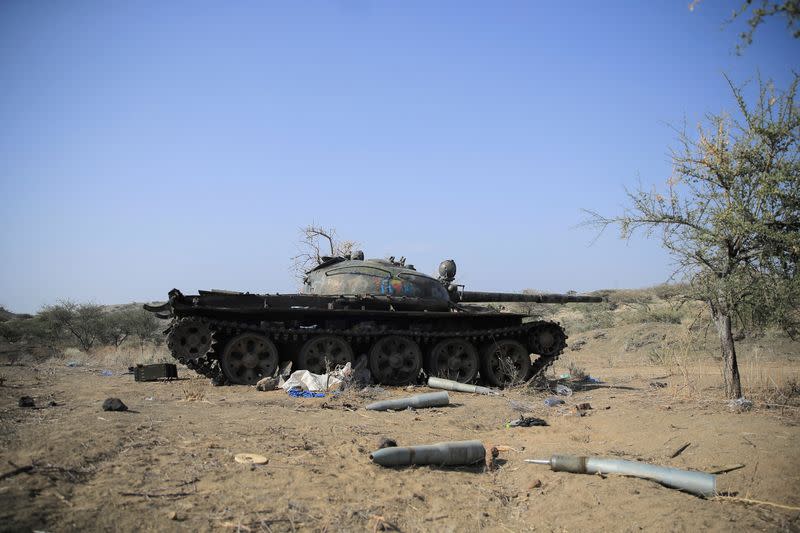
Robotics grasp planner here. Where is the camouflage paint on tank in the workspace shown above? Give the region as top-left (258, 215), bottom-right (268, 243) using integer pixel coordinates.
top-left (304, 259), bottom-right (450, 300)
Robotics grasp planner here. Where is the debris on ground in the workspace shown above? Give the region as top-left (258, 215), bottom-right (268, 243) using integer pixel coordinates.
top-left (509, 400), bottom-right (537, 413)
top-left (102, 398), bottom-right (128, 412)
top-left (256, 376), bottom-right (279, 391)
top-left (365, 391), bottom-right (449, 411)
top-left (234, 453), bottom-right (268, 465)
top-left (378, 437), bottom-right (398, 449)
top-left (349, 355), bottom-right (371, 387)
top-left (133, 363), bottom-right (178, 382)
top-left (544, 397), bottom-right (565, 407)
top-left (66, 361), bottom-right (81, 368)
top-left (428, 376), bottom-right (499, 395)
top-left (281, 369), bottom-right (343, 393)
top-left (575, 402), bottom-right (592, 411)
top-left (526, 454), bottom-right (716, 497)
top-left (287, 388), bottom-right (325, 398)
top-left (554, 384), bottom-right (573, 396)
top-left (669, 442), bottom-right (691, 458)
top-left (570, 340), bottom-right (587, 351)
top-left (650, 381), bottom-right (668, 388)
top-left (359, 385), bottom-right (387, 399)
top-left (18, 396), bottom-right (35, 408)
top-left (370, 440), bottom-right (485, 467)
top-left (100, 369), bottom-right (113, 377)
top-left (506, 415), bottom-right (548, 428)
top-left (728, 397), bottom-right (753, 412)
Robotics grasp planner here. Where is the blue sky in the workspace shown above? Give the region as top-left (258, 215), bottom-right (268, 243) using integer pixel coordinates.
top-left (1, 1), bottom-right (798, 313)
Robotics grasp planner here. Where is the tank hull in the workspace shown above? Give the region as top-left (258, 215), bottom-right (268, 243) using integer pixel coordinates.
top-left (154, 289), bottom-right (569, 387)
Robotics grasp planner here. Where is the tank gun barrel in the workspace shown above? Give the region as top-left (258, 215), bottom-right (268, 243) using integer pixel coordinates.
top-left (457, 291), bottom-right (603, 304)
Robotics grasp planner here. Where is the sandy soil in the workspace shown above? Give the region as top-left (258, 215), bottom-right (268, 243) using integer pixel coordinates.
top-left (1, 338), bottom-right (799, 532)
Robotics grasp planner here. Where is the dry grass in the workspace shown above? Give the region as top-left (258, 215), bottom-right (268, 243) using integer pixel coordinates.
top-left (740, 348), bottom-right (800, 406)
top-left (181, 381), bottom-right (207, 402)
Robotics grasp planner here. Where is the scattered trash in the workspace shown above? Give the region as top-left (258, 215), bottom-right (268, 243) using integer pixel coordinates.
top-left (102, 398), bottom-right (128, 412)
top-left (559, 373), bottom-right (571, 380)
top-left (669, 442), bottom-right (691, 459)
top-left (256, 376), bottom-right (279, 391)
top-left (573, 403), bottom-right (592, 416)
top-left (728, 397), bottom-right (753, 412)
top-left (287, 388), bottom-right (325, 398)
top-left (133, 363), bottom-right (177, 382)
top-left (570, 339), bottom-right (587, 351)
top-left (278, 360), bottom-right (293, 378)
top-left (544, 397), bottom-right (565, 407)
top-left (18, 396), bottom-right (35, 408)
top-left (509, 399), bottom-right (537, 413)
top-left (525, 454), bottom-right (716, 497)
top-left (234, 453), bottom-right (268, 465)
top-left (145, 397), bottom-right (155, 401)
top-left (428, 376), bottom-right (499, 395)
top-left (370, 440), bottom-right (485, 467)
top-left (554, 384), bottom-right (573, 396)
top-left (378, 437), bottom-right (397, 449)
top-left (650, 381), bottom-right (668, 388)
top-left (365, 391), bottom-right (449, 411)
top-left (66, 361), bottom-right (81, 368)
top-left (506, 416), bottom-right (548, 428)
top-left (708, 463), bottom-right (746, 475)
top-left (584, 376), bottom-right (601, 384)
top-left (281, 369), bottom-right (343, 392)
top-left (100, 370), bottom-right (113, 377)
top-left (359, 385), bottom-right (387, 398)
top-left (350, 355), bottom-right (371, 387)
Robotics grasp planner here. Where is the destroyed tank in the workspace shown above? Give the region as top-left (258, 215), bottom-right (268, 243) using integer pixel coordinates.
top-left (144, 253), bottom-right (603, 386)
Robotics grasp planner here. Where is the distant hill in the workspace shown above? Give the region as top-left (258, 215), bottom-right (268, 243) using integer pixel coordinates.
top-left (0, 306), bottom-right (34, 322)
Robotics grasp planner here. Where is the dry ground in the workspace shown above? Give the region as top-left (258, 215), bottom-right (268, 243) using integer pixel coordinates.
top-left (1, 326), bottom-right (799, 532)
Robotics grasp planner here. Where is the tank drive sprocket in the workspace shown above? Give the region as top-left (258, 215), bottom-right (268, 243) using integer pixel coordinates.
top-left (166, 318), bottom-right (215, 363)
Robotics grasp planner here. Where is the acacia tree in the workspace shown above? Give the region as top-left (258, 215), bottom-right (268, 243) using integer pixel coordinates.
top-left (587, 75), bottom-right (799, 398)
top-left (690, 0), bottom-right (800, 53)
top-left (40, 300), bottom-right (106, 352)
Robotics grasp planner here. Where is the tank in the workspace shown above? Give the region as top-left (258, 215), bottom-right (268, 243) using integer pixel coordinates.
top-left (144, 253), bottom-right (603, 387)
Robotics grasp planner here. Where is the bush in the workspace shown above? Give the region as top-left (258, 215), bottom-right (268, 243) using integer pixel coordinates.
top-left (0, 316), bottom-right (64, 346)
top-left (631, 307), bottom-right (684, 324)
top-left (566, 302), bottom-right (616, 332)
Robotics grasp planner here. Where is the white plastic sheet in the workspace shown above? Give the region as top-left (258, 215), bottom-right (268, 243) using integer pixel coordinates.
top-left (280, 362), bottom-right (352, 392)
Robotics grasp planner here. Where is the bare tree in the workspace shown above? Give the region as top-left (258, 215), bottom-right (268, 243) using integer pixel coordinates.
top-left (290, 224), bottom-right (358, 280)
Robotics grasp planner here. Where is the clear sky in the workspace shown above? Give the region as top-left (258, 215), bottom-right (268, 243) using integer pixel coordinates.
top-left (1, 1), bottom-right (798, 313)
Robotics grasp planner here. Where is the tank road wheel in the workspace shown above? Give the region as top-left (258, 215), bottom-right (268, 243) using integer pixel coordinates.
top-left (167, 319), bottom-right (215, 363)
top-left (428, 338), bottom-right (480, 383)
top-left (369, 335), bottom-right (422, 386)
top-left (529, 323), bottom-right (567, 357)
top-left (298, 336), bottom-right (354, 374)
top-left (480, 338), bottom-right (531, 387)
top-left (220, 333), bottom-right (279, 385)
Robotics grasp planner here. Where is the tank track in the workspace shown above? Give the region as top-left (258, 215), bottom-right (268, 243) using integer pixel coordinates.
top-left (166, 317), bottom-right (567, 386)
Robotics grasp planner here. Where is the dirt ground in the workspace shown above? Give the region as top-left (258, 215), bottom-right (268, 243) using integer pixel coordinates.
top-left (1, 333), bottom-right (799, 532)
